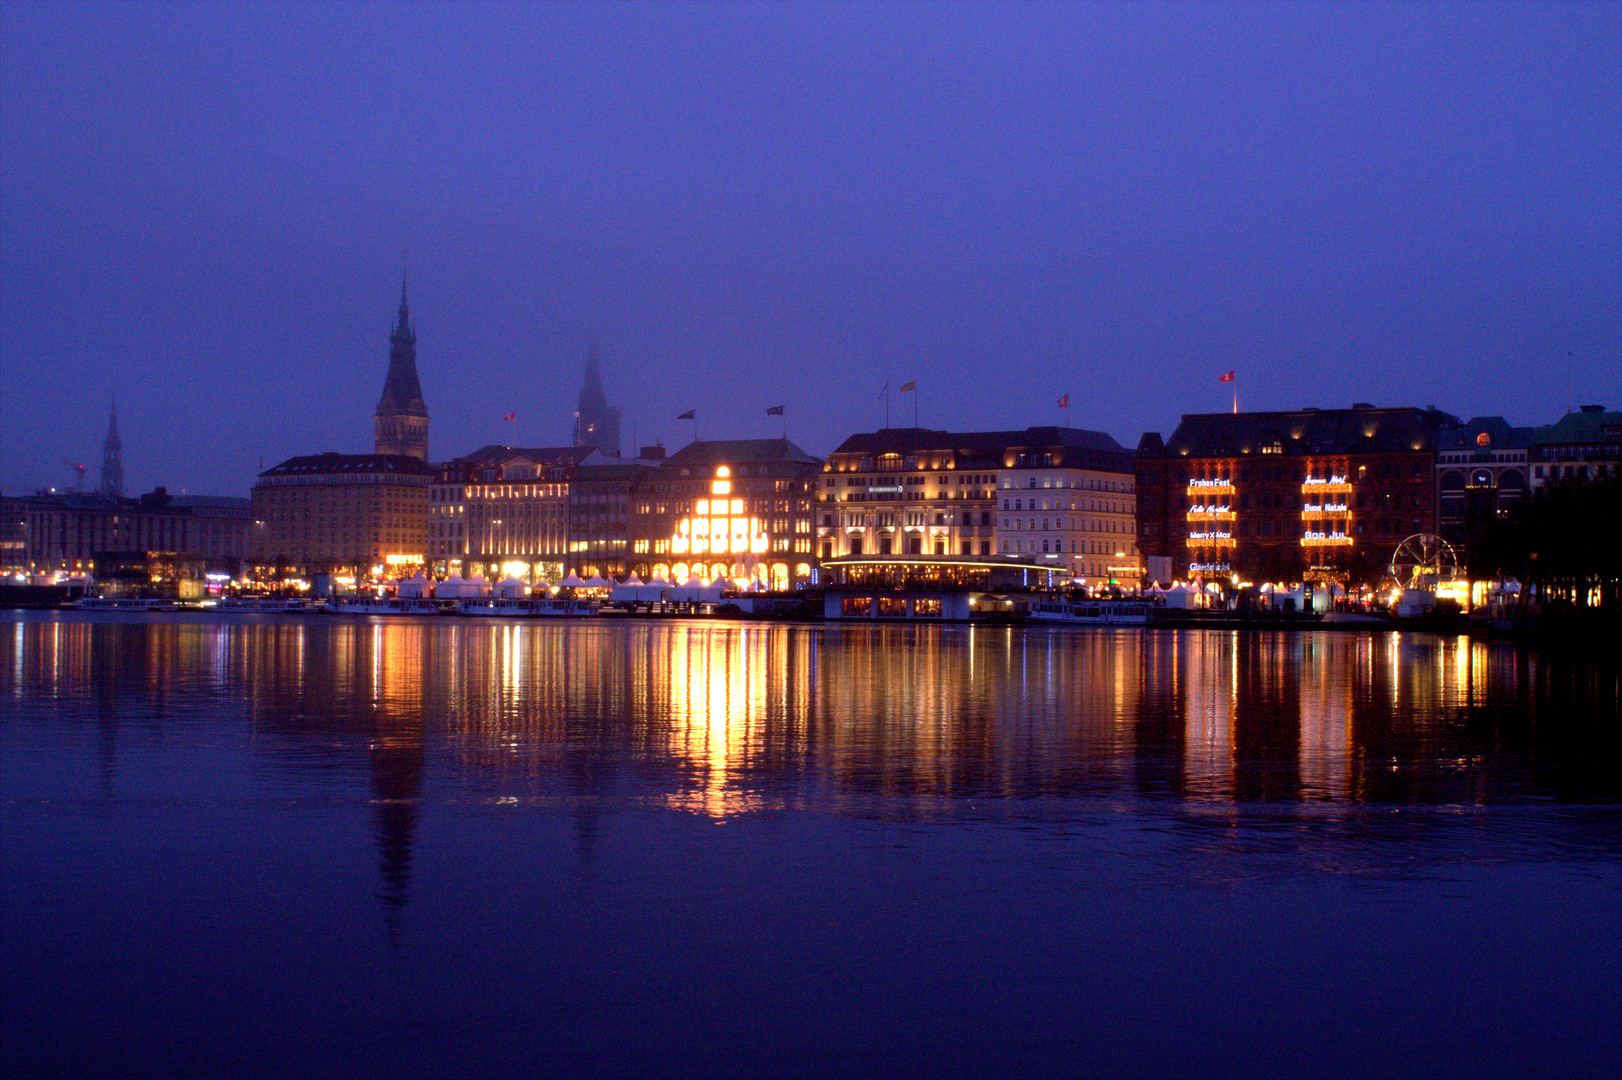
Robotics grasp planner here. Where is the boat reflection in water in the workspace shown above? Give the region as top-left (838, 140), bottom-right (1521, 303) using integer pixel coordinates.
top-left (3, 614), bottom-right (1619, 1079)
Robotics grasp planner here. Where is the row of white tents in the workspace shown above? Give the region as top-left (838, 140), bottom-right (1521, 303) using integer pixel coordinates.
top-left (392, 571), bottom-right (773, 604)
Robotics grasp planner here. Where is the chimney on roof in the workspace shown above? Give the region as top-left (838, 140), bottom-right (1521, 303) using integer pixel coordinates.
top-left (1581, 404), bottom-right (1604, 413)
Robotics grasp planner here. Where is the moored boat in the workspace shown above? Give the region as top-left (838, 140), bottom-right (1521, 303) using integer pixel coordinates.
top-left (1026, 599), bottom-right (1151, 625)
top-left (457, 596), bottom-right (599, 618)
top-left (71, 597), bottom-right (184, 611)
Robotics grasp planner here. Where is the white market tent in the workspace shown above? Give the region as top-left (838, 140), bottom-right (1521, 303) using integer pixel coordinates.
top-left (398, 571), bottom-right (431, 599)
top-left (611, 575), bottom-right (645, 604)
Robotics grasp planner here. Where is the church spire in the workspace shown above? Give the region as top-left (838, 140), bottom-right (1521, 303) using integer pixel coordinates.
top-left (375, 275), bottom-right (430, 462)
top-left (100, 398), bottom-right (124, 498)
top-left (572, 343), bottom-right (622, 458)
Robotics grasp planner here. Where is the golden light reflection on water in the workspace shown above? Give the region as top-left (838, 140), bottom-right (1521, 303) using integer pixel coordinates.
top-left (4, 616), bottom-right (1616, 817)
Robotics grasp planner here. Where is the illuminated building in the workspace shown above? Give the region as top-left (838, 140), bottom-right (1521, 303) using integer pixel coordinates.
top-left (5, 487), bottom-right (250, 577)
top-left (91, 550), bottom-right (208, 600)
top-left (817, 554), bottom-right (1067, 620)
top-left (250, 453), bottom-right (434, 579)
top-left (1136, 404), bottom-right (1459, 587)
top-left (429, 445), bottom-right (602, 582)
top-left (636, 438), bottom-right (820, 591)
top-left (818, 427), bottom-right (1139, 587)
top-left (374, 278), bottom-right (430, 462)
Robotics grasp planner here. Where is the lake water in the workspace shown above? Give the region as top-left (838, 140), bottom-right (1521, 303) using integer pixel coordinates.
top-left (3, 613), bottom-right (1619, 1079)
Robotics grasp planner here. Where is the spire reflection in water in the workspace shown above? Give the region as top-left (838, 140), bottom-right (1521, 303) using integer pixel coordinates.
top-left (3, 613), bottom-right (1620, 1080)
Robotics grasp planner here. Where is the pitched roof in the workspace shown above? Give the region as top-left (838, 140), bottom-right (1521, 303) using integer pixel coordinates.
top-left (448, 444), bottom-right (599, 469)
top-left (260, 452), bottom-right (436, 478)
top-left (572, 461), bottom-right (658, 482)
top-left (1154, 406), bottom-right (1460, 457)
top-left (663, 438), bottom-right (822, 468)
top-left (827, 426), bottom-right (1131, 472)
top-left (1532, 406), bottom-right (1622, 447)
top-left (1435, 417), bottom-right (1535, 451)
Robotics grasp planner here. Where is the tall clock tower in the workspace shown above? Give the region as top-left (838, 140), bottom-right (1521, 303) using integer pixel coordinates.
top-left (374, 276), bottom-right (430, 462)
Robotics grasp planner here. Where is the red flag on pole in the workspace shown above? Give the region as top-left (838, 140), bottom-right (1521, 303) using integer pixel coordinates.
top-left (501, 412), bottom-right (516, 421)
top-left (1219, 371), bottom-right (1235, 383)
top-left (1057, 393), bottom-right (1069, 408)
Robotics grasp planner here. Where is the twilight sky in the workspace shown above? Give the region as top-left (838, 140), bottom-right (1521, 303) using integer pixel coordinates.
top-left (2, 1), bottom-right (1618, 498)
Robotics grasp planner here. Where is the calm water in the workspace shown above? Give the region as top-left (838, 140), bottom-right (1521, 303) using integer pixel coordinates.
top-left (3, 613), bottom-right (1619, 1079)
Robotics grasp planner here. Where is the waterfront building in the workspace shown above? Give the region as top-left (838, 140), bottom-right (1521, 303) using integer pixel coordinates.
top-left (6, 487), bottom-right (251, 578)
top-left (1529, 405), bottom-right (1621, 489)
top-left (429, 444), bottom-right (602, 582)
top-left (635, 438), bottom-right (820, 591)
top-left (251, 282), bottom-right (437, 584)
top-left (571, 345), bottom-right (622, 459)
top-left (100, 400), bottom-right (124, 498)
top-left (567, 458), bottom-right (660, 579)
top-left (1136, 404), bottom-right (1459, 589)
top-left (816, 554), bottom-right (1067, 620)
top-left (818, 427), bottom-right (1139, 587)
top-left (374, 279), bottom-right (430, 462)
top-left (1434, 417), bottom-right (1532, 566)
top-left (250, 453), bottom-right (434, 580)
top-left (93, 550), bottom-right (208, 600)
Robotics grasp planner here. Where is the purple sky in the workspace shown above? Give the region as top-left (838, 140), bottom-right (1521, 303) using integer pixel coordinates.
top-left (3, 1), bottom-right (1618, 498)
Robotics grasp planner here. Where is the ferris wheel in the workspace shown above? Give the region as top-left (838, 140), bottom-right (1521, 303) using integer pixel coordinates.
top-left (1389, 533), bottom-right (1459, 590)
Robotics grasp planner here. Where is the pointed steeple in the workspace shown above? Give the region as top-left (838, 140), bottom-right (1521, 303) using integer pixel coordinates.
top-left (375, 273), bottom-right (430, 461)
top-left (572, 344), bottom-right (622, 458)
top-left (100, 398), bottom-right (124, 498)
top-left (397, 266), bottom-right (410, 330)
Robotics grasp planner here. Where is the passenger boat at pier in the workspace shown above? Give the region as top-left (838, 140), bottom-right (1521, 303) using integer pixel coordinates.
top-left (1025, 599), bottom-right (1151, 625)
top-left (71, 597), bottom-right (184, 611)
top-left (217, 596), bottom-right (323, 613)
top-left (326, 596), bottom-right (449, 616)
top-left (456, 596), bottom-right (598, 618)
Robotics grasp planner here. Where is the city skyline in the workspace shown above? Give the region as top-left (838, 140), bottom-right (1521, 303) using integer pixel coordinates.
top-left (3, 2), bottom-right (1619, 498)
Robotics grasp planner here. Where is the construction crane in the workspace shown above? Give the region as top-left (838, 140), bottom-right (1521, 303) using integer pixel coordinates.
top-left (64, 460), bottom-right (87, 492)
